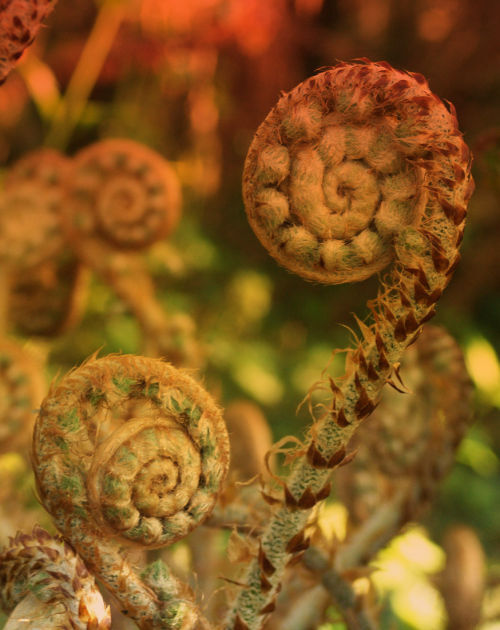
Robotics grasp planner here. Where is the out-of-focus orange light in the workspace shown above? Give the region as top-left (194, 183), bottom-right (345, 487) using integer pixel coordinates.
top-left (356, 0), bottom-right (390, 39)
top-left (139, 0), bottom-right (223, 35)
top-left (189, 87), bottom-right (218, 134)
top-left (418, 1), bottom-right (459, 42)
top-left (295, 0), bottom-right (324, 18)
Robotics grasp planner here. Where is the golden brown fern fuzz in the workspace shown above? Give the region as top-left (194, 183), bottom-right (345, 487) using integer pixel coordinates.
top-left (243, 60), bottom-right (472, 284)
top-left (0, 0), bottom-right (57, 83)
top-left (32, 354), bottom-right (229, 629)
top-left (0, 525), bottom-right (111, 629)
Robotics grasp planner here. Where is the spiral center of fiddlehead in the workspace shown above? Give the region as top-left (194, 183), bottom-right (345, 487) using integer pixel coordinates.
top-left (64, 139), bottom-right (181, 250)
top-left (32, 355), bottom-right (229, 629)
top-left (98, 176), bottom-right (148, 225)
top-left (243, 69), bottom-right (444, 284)
top-left (86, 414), bottom-right (204, 529)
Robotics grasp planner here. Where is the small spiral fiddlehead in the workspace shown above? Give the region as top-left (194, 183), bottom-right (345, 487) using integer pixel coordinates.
top-left (227, 60), bottom-right (473, 630)
top-left (0, 0), bottom-right (57, 84)
top-left (32, 354), bottom-right (229, 629)
top-left (0, 525), bottom-right (111, 629)
top-left (61, 139), bottom-right (196, 365)
top-left (0, 149), bottom-right (69, 270)
top-left (0, 336), bottom-right (44, 455)
top-left (64, 138), bottom-right (181, 251)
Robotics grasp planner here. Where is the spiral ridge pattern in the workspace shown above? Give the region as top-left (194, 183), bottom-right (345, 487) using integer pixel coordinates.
top-left (0, 149), bottom-right (69, 270)
top-left (243, 61), bottom-right (471, 284)
top-left (32, 355), bottom-right (229, 548)
top-left (0, 526), bottom-right (111, 629)
top-left (63, 139), bottom-right (181, 251)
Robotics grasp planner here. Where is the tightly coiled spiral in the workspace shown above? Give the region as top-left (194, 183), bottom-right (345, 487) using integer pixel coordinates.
top-left (0, 149), bottom-right (69, 270)
top-left (0, 336), bottom-right (44, 455)
top-left (243, 61), bottom-right (472, 284)
top-left (0, 0), bottom-right (57, 84)
top-left (63, 139), bottom-right (181, 251)
top-left (33, 354), bottom-right (229, 549)
top-left (32, 355), bottom-right (228, 628)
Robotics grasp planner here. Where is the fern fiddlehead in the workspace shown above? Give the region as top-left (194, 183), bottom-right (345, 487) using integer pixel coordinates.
top-left (0, 149), bottom-right (69, 271)
top-left (225, 59), bottom-right (473, 629)
top-left (0, 525), bottom-right (111, 629)
top-left (32, 354), bottom-right (230, 629)
top-left (0, 149), bottom-right (89, 337)
top-left (61, 139), bottom-right (197, 365)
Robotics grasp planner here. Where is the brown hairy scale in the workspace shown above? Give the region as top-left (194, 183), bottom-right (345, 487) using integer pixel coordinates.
top-left (336, 324), bottom-right (473, 526)
top-left (0, 0), bottom-right (57, 84)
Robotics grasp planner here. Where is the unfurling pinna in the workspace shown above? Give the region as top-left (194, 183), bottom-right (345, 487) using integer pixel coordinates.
top-left (226, 59), bottom-right (473, 629)
top-left (32, 354), bottom-right (230, 629)
top-left (0, 525), bottom-right (111, 630)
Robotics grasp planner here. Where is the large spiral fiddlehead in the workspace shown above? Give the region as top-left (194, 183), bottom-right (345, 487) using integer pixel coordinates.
top-left (226, 60), bottom-right (473, 629)
top-left (0, 525), bottom-right (111, 629)
top-left (243, 60), bottom-right (472, 286)
top-left (32, 354), bottom-right (229, 629)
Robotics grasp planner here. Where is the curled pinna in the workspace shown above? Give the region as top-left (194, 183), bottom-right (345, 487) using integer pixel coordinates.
top-left (227, 60), bottom-right (474, 629)
top-left (32, 354), bottom-right (229, 629)
top-left (63, 138), bottom-right (181, 252)
top-left (0, 525), bottom-right (110, 630)
top-left (243, 60), bottom-right (473, 285)
top-left (60, 139), bottom-right (197, 366)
